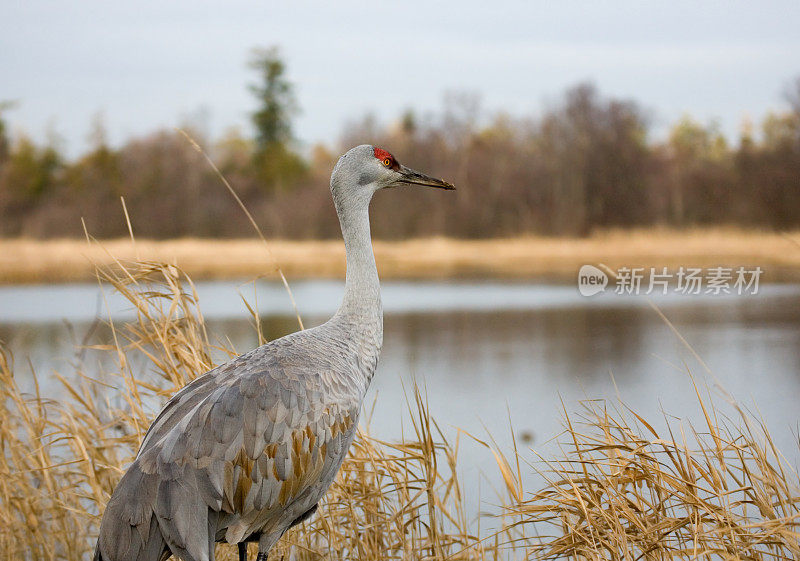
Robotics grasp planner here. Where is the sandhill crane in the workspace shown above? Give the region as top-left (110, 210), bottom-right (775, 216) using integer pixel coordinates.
top-left (93, 145), bottom-right (454, 561)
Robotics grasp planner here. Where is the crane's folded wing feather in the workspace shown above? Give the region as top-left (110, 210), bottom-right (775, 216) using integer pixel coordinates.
top-left (100, 340), bottom-right (359, 561)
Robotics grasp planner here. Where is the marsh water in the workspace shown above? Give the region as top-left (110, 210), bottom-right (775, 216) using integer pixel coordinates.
top-left (2, 280), bottom-right (800, 511)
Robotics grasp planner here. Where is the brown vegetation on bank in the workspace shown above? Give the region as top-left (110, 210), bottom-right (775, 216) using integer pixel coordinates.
top-left (0, 228), bottom-right (797, 284)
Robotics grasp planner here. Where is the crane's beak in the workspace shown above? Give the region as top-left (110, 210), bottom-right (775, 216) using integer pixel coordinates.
top-left (394, 165), bottom-right (455, 190)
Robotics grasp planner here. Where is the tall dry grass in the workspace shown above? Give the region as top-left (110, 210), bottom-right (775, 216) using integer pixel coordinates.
top-left (1, 256), bottom-right (799, 560)
top-left (497, 396), bottom-right (800, 559)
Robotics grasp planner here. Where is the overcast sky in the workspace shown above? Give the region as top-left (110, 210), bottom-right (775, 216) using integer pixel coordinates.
top-left (3, 1), bottom-right (800, 157)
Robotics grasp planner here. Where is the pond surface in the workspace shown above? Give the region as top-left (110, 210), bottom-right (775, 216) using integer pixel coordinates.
top-left (2, 280), bottom-right (799, 512)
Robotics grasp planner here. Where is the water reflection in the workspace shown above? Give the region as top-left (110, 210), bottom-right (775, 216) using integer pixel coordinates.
top-left (2, 282), bottom-right (799, 509)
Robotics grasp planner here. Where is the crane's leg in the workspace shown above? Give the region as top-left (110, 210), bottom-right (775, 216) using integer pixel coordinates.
top-left (238, 542), bottom-right (248, 561)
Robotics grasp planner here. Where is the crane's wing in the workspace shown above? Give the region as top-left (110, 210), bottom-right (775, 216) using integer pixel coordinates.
top-left (96, 336), bottom-right (359, 561)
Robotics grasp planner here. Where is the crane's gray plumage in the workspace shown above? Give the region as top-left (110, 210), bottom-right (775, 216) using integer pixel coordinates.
top-left (94, 145), bottom-right (454, 561)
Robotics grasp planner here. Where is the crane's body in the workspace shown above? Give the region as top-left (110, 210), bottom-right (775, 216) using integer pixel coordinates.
top-left (94, 145), bottom-right (453, 561)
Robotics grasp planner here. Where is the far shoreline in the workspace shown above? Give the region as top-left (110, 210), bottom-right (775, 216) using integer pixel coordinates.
top-left (0, 228), bottom-right (797, 285)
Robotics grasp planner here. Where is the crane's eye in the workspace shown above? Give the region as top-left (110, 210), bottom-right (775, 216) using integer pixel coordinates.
top-left (383, 157), bottom-right (392, 167)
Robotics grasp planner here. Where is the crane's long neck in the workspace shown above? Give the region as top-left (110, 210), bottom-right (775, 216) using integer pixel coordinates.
top-left (331, 189), bottom-right (383, 368)
top-left (341, 203), bottom-right (380, 312)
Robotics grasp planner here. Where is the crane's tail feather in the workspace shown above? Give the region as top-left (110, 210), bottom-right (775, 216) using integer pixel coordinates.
top-left (94, 515), bottom-right (169, 561)
top-left (95, 463), bottom-right (170, 561)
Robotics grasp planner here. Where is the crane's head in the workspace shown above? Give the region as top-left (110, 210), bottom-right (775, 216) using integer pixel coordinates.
top-left (331, 145), bottom-right (454, 207)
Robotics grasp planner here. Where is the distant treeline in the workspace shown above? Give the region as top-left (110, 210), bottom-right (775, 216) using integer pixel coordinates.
top-left (1, 77), bottom-right (799, 239)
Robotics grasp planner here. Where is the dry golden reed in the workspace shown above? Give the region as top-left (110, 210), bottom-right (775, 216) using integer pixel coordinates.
top-left (1, 257), bottom-right (799, 560)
